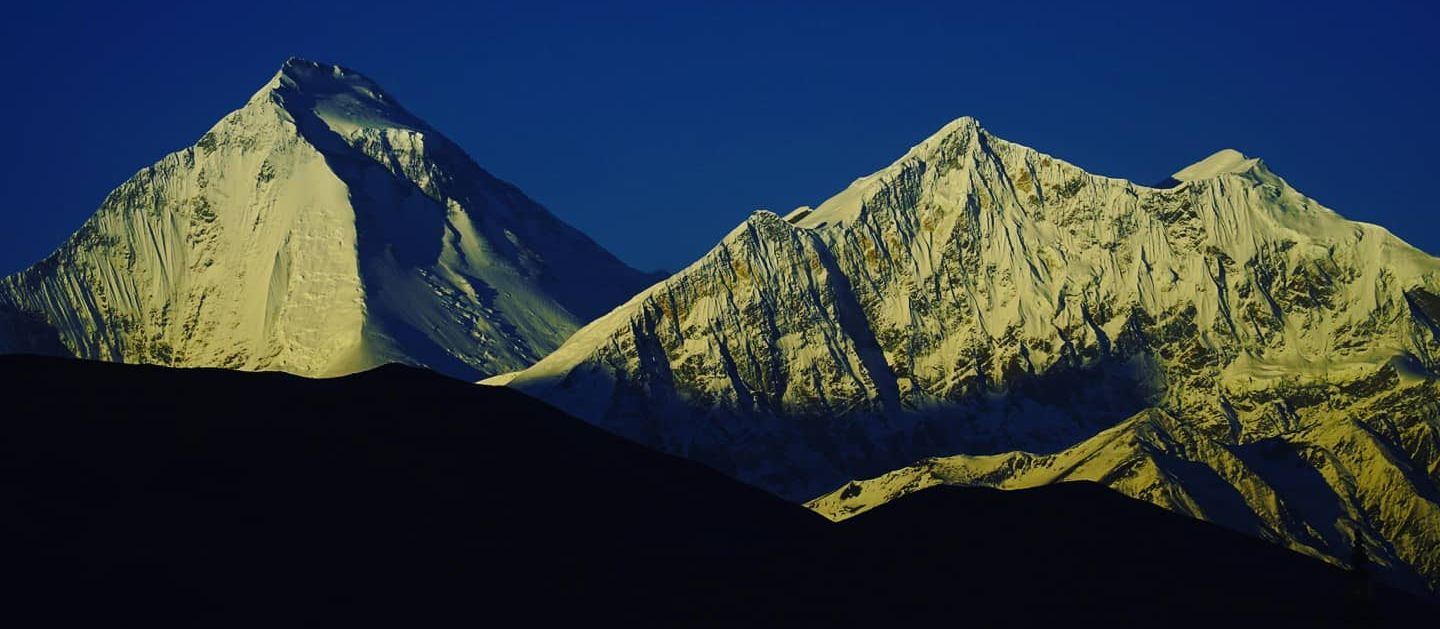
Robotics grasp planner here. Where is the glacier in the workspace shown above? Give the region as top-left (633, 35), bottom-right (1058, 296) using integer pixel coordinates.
top-left (498, 117), bottom-right (1440, 593)
top-left (0, 58), bottom-right (656, 380)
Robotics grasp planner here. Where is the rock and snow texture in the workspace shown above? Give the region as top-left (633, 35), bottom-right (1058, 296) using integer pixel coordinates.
top-left (500, 116), bottom-right (1440, 592)
top-left (0, 59), bottom-right (654, 380)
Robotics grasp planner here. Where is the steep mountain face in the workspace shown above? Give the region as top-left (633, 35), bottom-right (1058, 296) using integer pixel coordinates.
top-left (0, 59), bottom-right (654, 379)
top-left (498, 117), bottom-right (1440, 591)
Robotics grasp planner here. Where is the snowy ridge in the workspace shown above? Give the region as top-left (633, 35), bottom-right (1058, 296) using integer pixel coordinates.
top-left (1168, 148), bottom-right (1263, 182)
top-left (0, 58), bottom-right (654, 379)
top-left (501, 117), bottom-right (1440, 592)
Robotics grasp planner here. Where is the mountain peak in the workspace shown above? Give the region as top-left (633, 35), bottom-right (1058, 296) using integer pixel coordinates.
top-left (910, 116), bottom-right (984, 154)
top-left (273, 57), bottom-right (378, 92)
top-left (935, 115), bottom-right (983, 135)
top-left (1168, 148), bottom-right (1263, 183)
top-left (248, 57), bottom-right (422, 134)
top-left (280, 56), bottom-right (333, 70)
top-left (746, 208), bottom-right (785, 224)
top-left (716, 209), bottom-right (792, 241)
top-left (2, 58), bottom-right (656, 382)
top-left (792, 117), bottom-right (990, 229)
top-left (254, 58), bottom-right (365, 96)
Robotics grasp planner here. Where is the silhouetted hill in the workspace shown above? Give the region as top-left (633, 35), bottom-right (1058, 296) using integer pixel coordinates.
top-left (830, 483), bottom-right (1437, 626)
top-left (1, 356), bottom-right (1432, 627)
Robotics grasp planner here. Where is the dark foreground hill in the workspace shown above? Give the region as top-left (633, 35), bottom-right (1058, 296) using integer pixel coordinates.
top-left (1, 356), bottom-right (1433, 627)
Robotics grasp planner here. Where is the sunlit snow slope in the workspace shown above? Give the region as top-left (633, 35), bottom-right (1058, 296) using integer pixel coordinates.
top-left (499, 117), bottom-right (1440, 593)
top-left (0, 59), bottom-right (654, 380)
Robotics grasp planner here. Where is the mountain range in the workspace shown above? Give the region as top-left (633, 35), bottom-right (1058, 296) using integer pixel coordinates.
top-left (2, 59), bottom-right (1438, 601)
top-left (495, 116), bottom-right (1440, 593)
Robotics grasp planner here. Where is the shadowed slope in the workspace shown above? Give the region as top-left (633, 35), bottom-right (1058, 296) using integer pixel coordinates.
top-left (0, 306), bottom-right (68, 356)
top-left (2, 356), bottom-right (1433, 627)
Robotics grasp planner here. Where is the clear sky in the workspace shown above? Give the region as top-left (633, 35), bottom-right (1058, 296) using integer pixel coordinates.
top-left (2, 0), bottom-right (1437, 275)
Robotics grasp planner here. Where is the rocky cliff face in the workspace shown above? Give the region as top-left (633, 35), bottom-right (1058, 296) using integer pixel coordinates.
top-left (0, 59), bottom-right (655, 380)
top-left (499, 117), bottom-right (1440, 591)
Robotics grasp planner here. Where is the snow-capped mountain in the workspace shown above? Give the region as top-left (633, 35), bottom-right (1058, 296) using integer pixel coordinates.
top-left (496, 117), bottom-right (1440, 591)
top-left (0, 58), bottom-right (655, 380)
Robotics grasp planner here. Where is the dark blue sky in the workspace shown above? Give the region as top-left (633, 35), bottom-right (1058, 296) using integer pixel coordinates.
top-left (3, 1), bottom-right (1437, 275)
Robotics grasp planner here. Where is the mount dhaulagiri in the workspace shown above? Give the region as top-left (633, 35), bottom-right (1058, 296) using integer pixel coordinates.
top-left (0, 58), bottom-right (655, 380)
top-left (4, 355), bottom-right (1435, 627)
top-left (495, 117), bottom-right (1440, 593)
